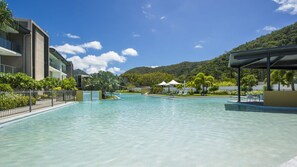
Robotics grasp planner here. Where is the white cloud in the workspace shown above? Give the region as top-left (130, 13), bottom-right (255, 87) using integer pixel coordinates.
top-left (81, 41), bottom-right (102, 49)
top-left (194, 44), bottom-right (203, 49)
top-left (149, 66), bottom-right (159, 68)
top-left (257, 25), bottom-right (279, 33)
top-left (142, 3), bottom-right (155, 19)
top-left (67, 51), bottom-right (126, 74)
top-left (107, 67), bottom-right (121, 73)
top-left (263, 26), bottom-right (279, 32)
top-left (142, 4), bottom-right (152, 9)
top-left (52, 41), bottom-right (102, 55)
top-left (142, 10), bottom-right (155, 19)
top-left (53, 43), bottom-right (85, 55)
top-left (132, 32), bottom-right (141, 38)
top-left (160, 16), bottom-right (167, 20)
top-left (66, 33), bottom-right (80, 39)
top-left (273, 0), bottom-right (297, 15)
top-left (122, 48), bottom-right (138, 56)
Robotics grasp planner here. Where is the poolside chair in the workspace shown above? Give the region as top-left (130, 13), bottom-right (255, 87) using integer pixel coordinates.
top-left (183, 89), bottom-right (188, 96)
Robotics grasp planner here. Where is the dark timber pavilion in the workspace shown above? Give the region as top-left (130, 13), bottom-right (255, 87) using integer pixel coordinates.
top-left (229, 45), bottom-right (297, 107)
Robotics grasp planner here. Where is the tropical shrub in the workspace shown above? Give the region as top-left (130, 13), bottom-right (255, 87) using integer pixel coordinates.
top-left (210, 90), bottom-right (229, 95)
top-left (194, 72), bottom-right (215, 95)
top-left (61, 77), bottom-right (77, 90)
top-left (150, 86), bottom-right (163, 94)
top-left (53, 87), bottom-right (62, 91)
top-left (0, 84), bottom-right (13, 92)
top-left (247, 90), bottom-right (264, 96)
top-left (208, 85), bottom-right (219, 92)
top-left (0, 94), bottom-right (36, 110)
top-left (39, 77), bottom-right (61, 90)
top-left (241, 74), bottom-right (258, 91)
top-left (215, 81), bottom-right (236, 86)
top-left (0, 72), bottom-right (40, 90)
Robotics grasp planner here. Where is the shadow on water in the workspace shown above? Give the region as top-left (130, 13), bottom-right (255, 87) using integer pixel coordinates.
top-left (225, 103), bottom-right (297, 114)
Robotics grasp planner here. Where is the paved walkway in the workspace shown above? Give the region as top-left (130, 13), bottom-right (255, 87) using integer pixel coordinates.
top-left (0, 102), bottom-right (75, 125)
top-left (0, 99), bottom-right (66, 118)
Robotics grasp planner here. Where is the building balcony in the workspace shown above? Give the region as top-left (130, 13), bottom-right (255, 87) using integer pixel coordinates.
top-left (0, 64), bottom-right (18, 74)
top-left (50, 61), bottom-right (67, 73)
top-left (0, 37), bottom-right (21, 56)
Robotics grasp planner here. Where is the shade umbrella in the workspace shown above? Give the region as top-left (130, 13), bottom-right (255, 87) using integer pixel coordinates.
top-left (157, 81), bottom-right (168, 86)
top-left (167, 80), bottom-right (181, 93)
top-left (168, 80), bottom-right (181, 85)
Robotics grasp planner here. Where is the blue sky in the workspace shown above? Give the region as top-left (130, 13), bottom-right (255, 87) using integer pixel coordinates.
top-left (7, 0), bottom-right (297, 74)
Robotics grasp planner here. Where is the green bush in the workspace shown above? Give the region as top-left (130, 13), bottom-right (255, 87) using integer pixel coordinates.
top-left (209, 85), bottom-right (219, 92)
top-left (230, 90), bottom-right (246, 96)
top-left (150, 86), bottom-right (163, 94)
top-left (0, 84), bottom-right (13, 92)
top-left (0, 94), bottom-right (36, 110)
top-left (247, 90), bottom-right (264, 95)
top-left (210, 90), bottom-right (230, 95)
top-left (215, 81), bottom-right (236, 86)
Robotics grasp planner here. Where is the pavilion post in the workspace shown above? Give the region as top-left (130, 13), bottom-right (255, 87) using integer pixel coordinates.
top-left (237, 67), bottom-right (241, 102)
top-left (267, 54), bottom-right (271, 91)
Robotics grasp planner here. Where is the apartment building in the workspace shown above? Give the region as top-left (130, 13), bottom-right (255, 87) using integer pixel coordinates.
top-left (49, 48), bottom-right (73, 80)
top-left (0, 18), bottom-right (73, 80)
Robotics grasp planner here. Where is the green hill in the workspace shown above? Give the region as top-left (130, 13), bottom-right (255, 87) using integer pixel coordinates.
top-left (73, 69), bottom-right (88, 77)
top-left (123, 22), bottom-right (297, 81)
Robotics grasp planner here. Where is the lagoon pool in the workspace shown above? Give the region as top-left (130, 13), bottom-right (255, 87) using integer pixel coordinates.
top-left (0, 94), bottom-right (297, 167)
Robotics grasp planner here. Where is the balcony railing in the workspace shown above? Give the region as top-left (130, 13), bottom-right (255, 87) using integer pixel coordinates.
top-left (0, 37), bottom-right (20, 53)
top-left (50, 61), bottom-right (67, 73)
top-left (0, 64), bottom-right (18, 73)
top-left (50, 61), bottom-right (60, 71)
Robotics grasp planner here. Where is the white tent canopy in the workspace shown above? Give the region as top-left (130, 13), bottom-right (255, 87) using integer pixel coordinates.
top-left (168, 80), bottom-right (181, 85)
top-left (158, 81), bottom-right (168, 86)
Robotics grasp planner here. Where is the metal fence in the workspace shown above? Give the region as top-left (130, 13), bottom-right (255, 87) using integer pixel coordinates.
top-left (0, 90), bottom-right (76, 118)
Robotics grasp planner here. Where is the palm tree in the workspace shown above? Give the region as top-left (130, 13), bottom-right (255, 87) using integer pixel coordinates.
top-left (0, 1), bottom-right (15, 30)
top-left (241, 74), bottom-right (258, 91)
top-left (270, 70), bottom-right (286, 91)
top-left (284, 71), bottom-right (295, 91)
top-left (89, 71), bottom-right (119, 99)
top-left (194, 72), bottom-right (214, 95)
top-left (186, 80), bottom-right (196, 94)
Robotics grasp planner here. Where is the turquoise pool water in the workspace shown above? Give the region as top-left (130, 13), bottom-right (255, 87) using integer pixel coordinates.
top-left (0, 94), bottom-right (297, 167)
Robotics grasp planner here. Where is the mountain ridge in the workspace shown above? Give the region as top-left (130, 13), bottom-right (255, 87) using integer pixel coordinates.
top-left (122, 22), bottom-right (297, 81)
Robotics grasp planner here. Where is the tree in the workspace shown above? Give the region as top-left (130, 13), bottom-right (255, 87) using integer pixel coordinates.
top-left (270, 70), bottom-right (286, 91)
top-left (241, 74), bottom-right (258, 91)
top-left (39, 77), bottom-right (61, 90)
top-left (186, 81), bottom-right (196, 94)
top-left (61, 77), bottom-right (77, 90)
top-left (0, 1), bottom-right (15, 30)
top-left (89, 71), bottom-right (119, 99)
top-left (194, 72), bottom-right (215, 95)
top-left (284, 71), bottom-right (295, 91)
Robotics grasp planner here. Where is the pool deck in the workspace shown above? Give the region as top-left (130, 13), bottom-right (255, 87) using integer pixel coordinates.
top-left (280, 156), bottom-right (297, 167)
top-left (0, 102), bottom-right (76, 126)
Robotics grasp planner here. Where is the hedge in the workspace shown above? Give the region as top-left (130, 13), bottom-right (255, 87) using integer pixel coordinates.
top-left (0, 94), bottom-right (36, 110)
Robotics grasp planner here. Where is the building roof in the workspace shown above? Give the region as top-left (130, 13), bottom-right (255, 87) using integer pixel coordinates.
top-left (229, 45), bottom-right (297, 70)
top-left (49, 47), bottom-right (71, 65)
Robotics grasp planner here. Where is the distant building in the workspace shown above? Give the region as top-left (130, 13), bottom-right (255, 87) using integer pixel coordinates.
top-left (0, 18), bottom-right (73, 80)
top-left (49, 48), bottom-right (73, 80)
